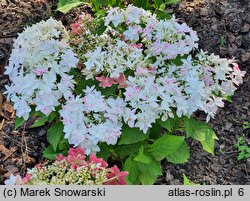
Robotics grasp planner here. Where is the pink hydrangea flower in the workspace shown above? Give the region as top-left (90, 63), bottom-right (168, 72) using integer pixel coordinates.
top-left (105, 165), bottom-right (128, 185)
top-left (129, 43), bottom-right (143, 49)
top-left (70, 23), bottom-right (81, 35)
top-left (66, 147), bottom-right (86, 169)
top-left (34, 68), bottom-right (47, 76)
top-left (22, 173), bottom-right (31, 184)
top-left (88, 154), bottom-right (108, 168)
top-left (115, 74), bottom-right (127, 88)
top-left (56, 154), bottom-right (65, 161)
top-left (96, 76), bottom-right (117, 88)
top-left (231, 63), bottom-right (246, 86)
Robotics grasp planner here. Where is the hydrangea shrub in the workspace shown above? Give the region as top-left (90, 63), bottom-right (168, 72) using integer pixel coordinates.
top-left (4, 6), bottom-right (245, 184)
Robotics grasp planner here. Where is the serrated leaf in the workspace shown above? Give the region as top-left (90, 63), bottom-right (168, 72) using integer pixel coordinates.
top-left (114, 141), bottom-right (146, 157)
top-left (47, 122), bottom-right (64, 151)
top-left (43, 145), bottom-right (68, 160)
top-left (14, 116), bottom-right (25, 130)
top-left (137, 159), bottom-right (162, 184)
top-left (166, 141), bottom-right (190, 164)
top-left (200, 129), bottom-right (218, 155)
top-left (149, 134), bottom-right (184, 161)
top-left (57, 0), bottom-right (85, 13)
top-left (184, 117), bottom-right (215, 141)
top-left (200, 138), bottom-right (215, 155)
top-left (119, 125), bottom-right (149, 145)
top-left (134, 146), bottom-right (152, 164)
top-left (31, 116), bottom-right (49, 128)
top-left (124, 157), bottom-right (139, 183)
top-left (157, 118), bottom-right (174, 132)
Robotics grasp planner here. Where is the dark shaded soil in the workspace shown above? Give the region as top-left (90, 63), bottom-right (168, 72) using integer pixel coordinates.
top-left (0, 0), bottom-right (249, 185)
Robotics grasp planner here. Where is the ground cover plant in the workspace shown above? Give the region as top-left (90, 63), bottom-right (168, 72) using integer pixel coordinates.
top-left (1, 0), bottom-right (248, 185)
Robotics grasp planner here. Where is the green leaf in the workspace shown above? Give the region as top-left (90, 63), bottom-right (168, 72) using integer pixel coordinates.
top-left (48, 111), bottom-right (58, 123)
top-left (96, 143), bottom-right (110, 161)
top-left (166, 141), bottom-right (190, 164)
top-left (149, 122), bottom-right (162, 139)
top-left (153, 0), bottom-right (163, 8)
top-left (98, 84), bottom-right (117, 98)
top-left (222, 95), bottom-right (233, 103)
top-left (237, 153), bottom-right (245, 160)
top-left (15, 107), bottom-right (38, 129)
top-left (75, 75), bottom-right (97, 95)
top-left (124, 157), bottom-right (139, 183)
top-left (184, 117), bottom-right (214, 141)
top-left (157, 118), bottom-right (174, 132)
top-left (183, 174), bottom-right (199, 185)
top-left (239, 146), bottom-right (247, 151)
top-left (133, 0), bottom-right (150, 9)
top-left (149, 134), bottom-right (184, 161)
top-left (137, 159), bottom-right (162, 184)
top-left (14, 116), bottom-right (25, 130)
top-left (200, 138), bottom-right (214, 155)
top-left (165, 0), bottom-right (181, 5)
top-left (200, 131), bottom-right (218, 155)
top-left (184, 116), bottom-right (218, 154)
top-left (58, 139), bottom-right (69, 151)
top-left (31, 116), bottom-right (49, 128)
top-left (134, 146), bottom-right (152, 164)
top-left (43, 145), bottom-right (68, 160)
top-left (94, 18), bottom-right (107, 35)
top-left (57, 0), bottom-right (85, 13)
top-left (119, 125), bottom-right (149, 145)
top-left (47, 122), bottom-right (64, 151)
top-left (155, 10), bottom-right (171, 20)
top-left (95, 0), bottom-right (108, 6)
top-left (114, 141), bottom-right (146, 157)
top-left (245, 153), bottom-right (250, 158)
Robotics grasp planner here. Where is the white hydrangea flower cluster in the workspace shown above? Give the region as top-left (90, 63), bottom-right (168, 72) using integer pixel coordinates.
top-left (82, 5), bottom-right (198, 79)
top-left (59, 86), bottom-right (125, 154)
top-left (75, 6), bottom-right (245, 135)
top-left (123, 52), bottom-right (245, 133)
top-left (83, 39), bottom-right (146, 79)
top-left (5, 18), bottom-right (79, 120)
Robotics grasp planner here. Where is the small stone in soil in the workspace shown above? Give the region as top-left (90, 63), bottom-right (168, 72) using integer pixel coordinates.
top-left (241, 23), bottom-right (250, 33)
top-left (227, 32), bottom-right (236, 43)
top-left (170, 179), bottom-right (181, 185)
top-left (241, 52), bottom-right (250, 63)
top-left (228, 44), bottom-right (238, 56)
top-left (225, 123), bottom-right (233, 131)
top-left (165, 170), bottom-right (174, 182)
top-left (200, 8), bottom-right (208, 16)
